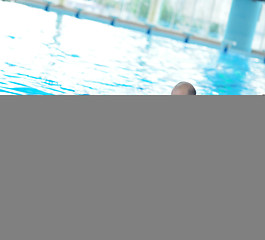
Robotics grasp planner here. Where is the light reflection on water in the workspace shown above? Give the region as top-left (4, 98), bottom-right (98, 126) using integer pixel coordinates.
top-left (0, 2), bottom-right (265, 95)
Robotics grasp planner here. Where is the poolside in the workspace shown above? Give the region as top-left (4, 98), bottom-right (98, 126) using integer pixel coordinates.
top-left (0, 1), bottom-right (265, 95)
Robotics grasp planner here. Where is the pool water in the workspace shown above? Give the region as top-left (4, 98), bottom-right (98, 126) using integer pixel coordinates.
top-left (1, 2), bottom-right (265, 95)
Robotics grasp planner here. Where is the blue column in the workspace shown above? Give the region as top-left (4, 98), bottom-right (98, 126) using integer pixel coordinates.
top-left (224, 0), bottom-right (262, 52)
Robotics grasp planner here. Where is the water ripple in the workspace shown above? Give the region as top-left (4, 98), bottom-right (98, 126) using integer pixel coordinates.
top-left (0, 3), bottom-right (265, 95)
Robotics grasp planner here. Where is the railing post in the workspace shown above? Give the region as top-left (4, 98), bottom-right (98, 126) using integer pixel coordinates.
top-left (110, 16), bottom-right (117, 26)
top-left (45, 2), bottom-right (51, 11)
top-left (75, 8), bottom-right (81, 18)
top-left (146, 24), bottom-right (154, 35)
top-left (184, 33), bottom-right (192, 43)
top-left (222, 40), bottom-right (237, 53)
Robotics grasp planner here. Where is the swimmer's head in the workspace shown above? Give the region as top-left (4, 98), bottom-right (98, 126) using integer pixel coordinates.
top-left (171, 82), bottom-right (197, 95)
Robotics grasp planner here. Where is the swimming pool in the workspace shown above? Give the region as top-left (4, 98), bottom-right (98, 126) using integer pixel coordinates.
top-left (1, 2), bottom-right (265, 95)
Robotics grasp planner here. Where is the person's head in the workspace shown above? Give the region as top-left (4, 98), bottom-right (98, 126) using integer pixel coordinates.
top-left (171, 82), bottom-right (197, 95)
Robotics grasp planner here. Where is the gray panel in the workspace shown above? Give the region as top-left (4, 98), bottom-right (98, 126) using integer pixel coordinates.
top-left (0, 96), bottom-right (264, 240)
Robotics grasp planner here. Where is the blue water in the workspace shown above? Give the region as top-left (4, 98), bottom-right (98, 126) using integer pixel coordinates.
top-left (0, 2), bottom-right (265, 95)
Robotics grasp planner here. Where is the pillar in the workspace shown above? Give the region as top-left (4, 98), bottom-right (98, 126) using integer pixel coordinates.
top-left (147, 0), bottom-right (164, 24)
top-left (223, 0), bottom-right (262, 52)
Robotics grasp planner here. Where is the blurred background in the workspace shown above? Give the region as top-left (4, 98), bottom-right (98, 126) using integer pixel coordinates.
top-left (1, 0), bottom-right (265, 95)
top-left (39, 0), bottom-right (265, 51)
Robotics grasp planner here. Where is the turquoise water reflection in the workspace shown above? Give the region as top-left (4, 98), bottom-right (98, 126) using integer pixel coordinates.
top-left (0, 2), bottom-right (265, 95)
